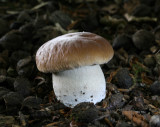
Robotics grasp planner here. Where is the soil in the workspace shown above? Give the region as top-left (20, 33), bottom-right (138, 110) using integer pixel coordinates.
top-left (0, 0), bottom-right (160, 127)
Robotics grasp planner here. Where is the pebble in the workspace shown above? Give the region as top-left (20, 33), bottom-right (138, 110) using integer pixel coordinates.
top-left (132, 29), bottom-right (155, 50)
top-left (112, 33), bottom-right (133, 50)
top-left (45, 103), bottom-right (66, 111)
top-left (0, 87), bottom-right (10, 100)
top-left (144, 55), bottom-right (156, 67)
top-left (9, 50), bottom-right (30, 66)
top-left (44, 1), bottom-right (57, 12)
top-left (17, 64), bottom-right (34, 77)
top-left (132, 96), bottom-right (145, 110)
top-left (33, 26), bottom-right (62, 45)
top-left (154, 25), bottom-right (160, 40)
top-left (14, 77), bottom-right (32, 97)
top-left (151, 95), bottom-right (160, 106)
top-left (150, 46), bottom-right (159, 54)
top-left (19, 23), bottom-right (34, 40)
top-left (33, 16), bottom-right (47, 29)
top-left (0, 56), bottom-right (7, 68)
top-left (150, 115), bottom-right (160, 127)
top-left (140, 0), bottom-right (155, 6)
top-left (21, 41), bottom-right (33, 52)
top-left (30, 110), bottom-right (51, 119)
top-left (0, 75), bottom-right (6, 83)
top-left (105, 56), bottom-right (118, 69)
top-left (3, 92), bottom-right (24, 114)
top-left (50, 11), bottom-right (72, 30)
top-left (0, 50), bottom-right (9, 61)
top-left (155, 53), bottom-right (160, 65)
top-left (0, 116), bottom-right (16, 127)
top-left (0, 76), bottom-right (15, 90)
top-left (113, 68), bottom-right (133, 88)
top-left (0, 30), bottom-right (23, 50)
top-left (16, 56), bottom-right (32, 71)
top-left (0, 69), bottom-right (7, 75)
top-left (3, 92), bottom-right (24, 104)
top-left (16, 56), bottom-right (34, 77)
top-left (106, 83), bottom-right (119, 94)
top-left (150, 81), bottom-right (160, 95)
top-left (17, 11), bottom-right (31, 22)
top-left (104, 4), bottom-right (119, 14)
top-left (74, 14), bottom-right (99, 31)
top-left (71, 102), bottom-right (98, 123)
top-left (7, 67), bottom-right (17, 77)
top-left (114, 0), bottom-right (123, 4)
top-left (107, 93), bottom-right (126, 110)
top-left (0, 18), bottom-right (9, 36)
top-left (131, 4), bottom-right (151, 17)
top-left (21, 96), bottom-right (42, 110)
top-left (155, 0), bottom-right (160, 18)
top-left (130, 89), bottom-right (144, 97)
top-left (153, 65), bottom-right (160, 76)
top-left (10, 21), bottom-right (23, 30)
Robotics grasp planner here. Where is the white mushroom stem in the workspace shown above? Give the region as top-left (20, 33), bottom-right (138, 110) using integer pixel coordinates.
top-left (52, 65), bottom-right (106, 108)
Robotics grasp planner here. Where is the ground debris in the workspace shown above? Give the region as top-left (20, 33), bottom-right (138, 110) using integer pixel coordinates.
top-left (122, 111), bottom-right (149, 127)
top-left (0, 0), bottom-right (160, 126)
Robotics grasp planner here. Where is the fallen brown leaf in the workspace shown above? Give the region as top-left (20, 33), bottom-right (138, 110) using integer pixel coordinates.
top-left (45, 121), bottom-right (62, 127)
top-left (122, 111), bottom-right (149, 127)
top-left (104, 117), bottom-right (114, 127)
top-left (107, 70), bottom-right (118, 83)
top-left (70, 121), bottom-right (78, 127)
top-left (141, 72), bottom-right (154, 85)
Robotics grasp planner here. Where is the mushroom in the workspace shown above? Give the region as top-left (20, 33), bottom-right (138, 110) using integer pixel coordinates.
top-left (36, 32), bottom-right (114, 108)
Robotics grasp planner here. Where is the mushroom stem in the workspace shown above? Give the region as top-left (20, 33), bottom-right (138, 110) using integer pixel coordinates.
top-left (52, 65), bottom-right (106, 108)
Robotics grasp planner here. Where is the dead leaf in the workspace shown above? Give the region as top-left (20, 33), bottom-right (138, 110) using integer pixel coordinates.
top-left (124, 13), bottom-right (157, 22)
top-left (118, 88), bottom-right (130, 93)
top-left (123, 0), bottom-right (140, 14)
top-left (122, 111), bottom-right (149, 127)
top-left (34, 76), bottom-right (46, 86)
top-left (67, 20), bottom-right (80, 30)
top-left (48, 90), bottom-right (56, 103)
top-left (104, 117), bottom-right (114, 127)
top-left (31, 2), bottom-right (50, 11)
top-left (45, 121), bottom-right (62, 127)
top-left (101, 4), bottom-right (119, 14)
top-left (107, 70), bottom-right (118, 83)
top-left (141, 72), bottom-right (154, 85)
top-left (70, 121), bottom-right (78, 127)
top-left (130, 57), bottom-right (149, 71)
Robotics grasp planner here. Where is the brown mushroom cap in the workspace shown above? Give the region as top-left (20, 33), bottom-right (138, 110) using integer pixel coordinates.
top-left (36, 32), bottom-right (114, 73)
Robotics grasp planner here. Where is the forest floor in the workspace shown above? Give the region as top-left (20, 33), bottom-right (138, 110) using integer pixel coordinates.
top-left (0, 0), bottom-right (160, 127)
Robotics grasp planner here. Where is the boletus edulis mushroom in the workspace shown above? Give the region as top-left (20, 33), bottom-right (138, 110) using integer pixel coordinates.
top-left (36, 32), bottom-right (114, 108)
